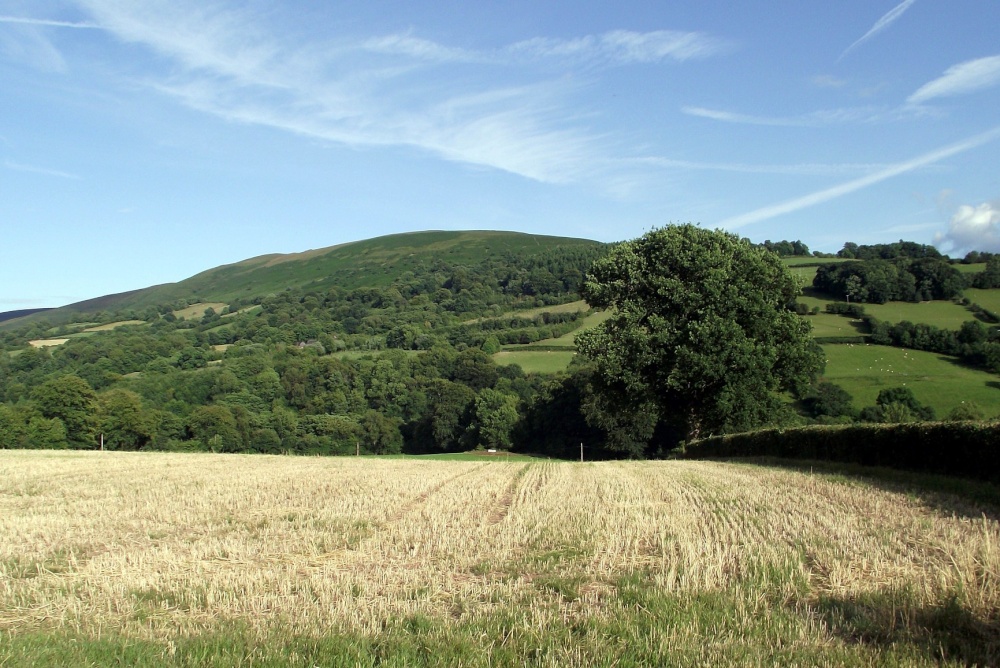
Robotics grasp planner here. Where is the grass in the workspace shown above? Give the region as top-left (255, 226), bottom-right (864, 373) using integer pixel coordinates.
top-left (965, 288), bottom-right (1000, 314)
top-left (521, 309), bottom-right (612, 348)
top-left (172, 302), bottom-right (228, 320)
top-left (27, 338), bottom-right (70, 348)
top-left (1, 451), bottom-right (998, 666)
top-left (465, 299), bottom-right (590, 325)
top-left (83, 319), bottom-right (148, 332)
top-left (820, 343), bottom-right (1000, 415)
top-left (492, 350), bottom-right (577, 374)
top-left (954, 263), bottom-right (986, 274)
top-left (861, 300), bottom-right (974, 330)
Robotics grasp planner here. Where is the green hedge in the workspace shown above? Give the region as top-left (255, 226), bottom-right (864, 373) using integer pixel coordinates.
top-left (679, 422), bottom-right (1000, 483)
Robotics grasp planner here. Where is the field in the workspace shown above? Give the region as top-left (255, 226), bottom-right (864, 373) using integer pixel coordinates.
top-left (172, 302), bottom-right (228, 320)
top-left (1, 451), bottom-right (998, 666)
top-left (26, 338), bottom-right (70, 348)
top-left (821, 344), bottom-right (1000, 415)
top-left (83, 319), bottom-right (148, 332)
top-left (466, 299), bottom-right (590, 325)
top-left (965, 288), bottom-right (1000, 314)
top-left (857, 300), bottom-right (974, 330)
top-left (492, 349), bottom-right (577, 374)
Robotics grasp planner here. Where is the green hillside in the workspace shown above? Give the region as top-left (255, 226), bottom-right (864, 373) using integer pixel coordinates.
top-left (4, 231), bottom-right (600, 328)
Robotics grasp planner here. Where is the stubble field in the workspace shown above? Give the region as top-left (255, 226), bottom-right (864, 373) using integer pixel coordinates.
top-left (1, 451), bottom-right (998, 666)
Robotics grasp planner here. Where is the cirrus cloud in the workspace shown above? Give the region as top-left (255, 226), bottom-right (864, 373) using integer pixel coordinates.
top-left (908, 55), bottom-right (1000, 104)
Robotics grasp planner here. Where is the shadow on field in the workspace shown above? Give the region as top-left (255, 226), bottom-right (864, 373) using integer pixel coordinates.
top-left (733, 458), bottom-right (1000, 522)
top-left (814, 589), bottom-right (1000, 666)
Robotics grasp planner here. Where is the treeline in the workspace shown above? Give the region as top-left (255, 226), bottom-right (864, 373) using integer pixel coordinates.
top-left (818, 302), bottom-right (1000, 375)
top-left (0, 243), bottom-right (639, 458)
top-left (814, 257), bottom-right (966, 303)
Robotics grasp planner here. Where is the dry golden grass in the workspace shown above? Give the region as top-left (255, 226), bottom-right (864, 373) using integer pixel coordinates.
top-left (1, 451), bottom-right (997, 659)
top-left (26, 339), bottom-right (70, 348)
top-left (82, 320), bottom-right (147, 332)
top-left (171, 302), bottom-right (228, 320)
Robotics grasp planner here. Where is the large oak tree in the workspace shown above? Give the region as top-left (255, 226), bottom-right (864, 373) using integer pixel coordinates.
top-left (577, 224), bottom-right (823, 446)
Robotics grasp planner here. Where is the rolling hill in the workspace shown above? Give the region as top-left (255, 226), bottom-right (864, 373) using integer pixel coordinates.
top-left (1, 231), bottom-right (602, 328)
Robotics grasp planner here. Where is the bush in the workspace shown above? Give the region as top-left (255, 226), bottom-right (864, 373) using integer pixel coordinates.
top-left (680, 422), bottom-right (1000, 483)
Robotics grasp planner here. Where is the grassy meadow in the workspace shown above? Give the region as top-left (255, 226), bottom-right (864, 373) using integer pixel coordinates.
top-left (821, 344), bottom-right (1000, 415)
top-left (2, 451), bottom-right (999, 666)
top-left (965, 288), bottom-right (1000, 314)
top-left (492, 349), bottom-right (577, 374)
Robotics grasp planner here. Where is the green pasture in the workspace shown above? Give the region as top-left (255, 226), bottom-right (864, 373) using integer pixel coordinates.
top-left (522, 308), bottom-right (612, 348)
top-left (493, 349), bottom-right (576, 374)
top-left (821, 344), bottom-right (999, 416)
top-left (465, 299), bottom-right (589, 325)
top-left (803, 312), bottom-right (867, 339)
top-left (954, 262), bottom-right (986, 274)
top-left (965, 288), bottom-right (1000, 314)
top-left (861, 300), bottom-right (974, 330)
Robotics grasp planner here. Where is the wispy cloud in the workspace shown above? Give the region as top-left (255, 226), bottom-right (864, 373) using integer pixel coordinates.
top-left (637, 156), bottom-right (900, 177)
top-left (908, 55), bottom-right (1000, 104)
top-left (717, 126), bottom-right (1000, 229)
top-left (0, 15), bottom-right (101, 29)
top-left (4, 160), bottom-right (80, 179)
top-left (363, 30), bottom-right (731, 66)
top-left (839, 0), bottom-right (917, 61)
top-left (681, 105), bottom-right (896, 127)
top-left (51, 1), bottom-right (726, 185)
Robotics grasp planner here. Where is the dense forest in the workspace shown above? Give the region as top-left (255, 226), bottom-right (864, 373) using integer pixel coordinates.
top-left (0, 232), bottom-right (997, 459)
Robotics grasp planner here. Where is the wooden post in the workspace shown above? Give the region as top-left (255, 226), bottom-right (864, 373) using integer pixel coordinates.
top-left (580, 442), bottom-right (583, 463)
top-left (356, 441), bottom-right (359, 457)
top-left (100, 434), bottom-right (104, 451)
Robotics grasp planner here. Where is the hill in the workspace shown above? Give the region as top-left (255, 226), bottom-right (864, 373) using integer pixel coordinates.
top-left (5, 231), bottom-right (599, 328)
top-left (0, 233), bottom-right (997, 461)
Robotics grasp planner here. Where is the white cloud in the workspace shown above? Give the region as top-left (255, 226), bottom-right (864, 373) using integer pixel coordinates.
top-left (934, 201), bottom-right (1000, 253)
top-left (637, 156), bottom-right (899, 177)
top-left (595, 30), bottom-right (729, 63)
top-left (810, 75), bottom-right (847, 88)
top-left (908, 55), bottom-right (1000, 104)
top-left (839, 0), bottom-right (917, 60)
top-left (681, 105), bottom-right (896, 127)
top-left (0, 15), bottom-right (100, 29)
top-left (50, 1), bottom-right (726, 185)
top-left (717, 126), bottom-right (1000, 229)
top-left (4, 160), bottom-right (80, 179)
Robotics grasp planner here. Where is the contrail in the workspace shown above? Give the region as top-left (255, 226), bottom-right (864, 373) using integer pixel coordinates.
top-left (0, 15), bottom-right (101, 29)
top-left (718, 126), bottom-right (1000, 230)
top-left (839, 0), bottom-right (916, 61)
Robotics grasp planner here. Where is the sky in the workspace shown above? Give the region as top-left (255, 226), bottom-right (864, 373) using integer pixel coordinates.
top-left (2, 1), bottom-right (1000, 310)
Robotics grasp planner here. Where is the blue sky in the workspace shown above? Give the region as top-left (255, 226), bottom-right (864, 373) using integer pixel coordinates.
top-left (2, 1), bottom-right (999, 309)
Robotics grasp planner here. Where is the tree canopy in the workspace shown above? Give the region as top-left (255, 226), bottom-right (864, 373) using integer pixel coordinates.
top-left (577, 224), bottom-right (823, 445)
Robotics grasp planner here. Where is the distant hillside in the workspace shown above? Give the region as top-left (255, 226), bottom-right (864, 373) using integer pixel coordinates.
top-left (5, 230), bottom-right (601, 327)
top-left (0, 307), bottom-right (54, 324)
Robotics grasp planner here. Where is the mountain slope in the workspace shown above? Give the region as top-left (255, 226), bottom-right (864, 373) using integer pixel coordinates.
top-left (5, 230), bottom-right (601, 326)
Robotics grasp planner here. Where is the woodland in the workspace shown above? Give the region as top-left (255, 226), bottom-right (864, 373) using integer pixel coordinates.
top-left (0, 229), bottom-right (997, 459)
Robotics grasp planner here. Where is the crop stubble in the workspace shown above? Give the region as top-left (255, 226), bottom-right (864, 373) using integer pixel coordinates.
top-left (0, 451), bottom-right (997, 654)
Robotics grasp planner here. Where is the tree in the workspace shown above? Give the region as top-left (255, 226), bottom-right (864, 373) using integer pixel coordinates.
top-left (30, 374), bottom-right (98, 446)
top-left (465, 389), bottom-right (519, 450)
top-left (802, 381), bottom-right (856, 419)
top-left (577, 224), bottom-right (823, 445)
top-left (97, 389), bottom-right (152, 450)
top-left (359, 410), bottom-right (403, 454)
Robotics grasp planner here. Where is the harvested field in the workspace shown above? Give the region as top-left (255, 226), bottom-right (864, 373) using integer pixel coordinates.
top-left (26, 338), bottom-right (69, 348)
top-left (1, 451), bottom-right (998, 665)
